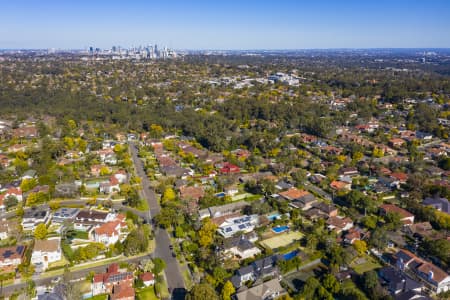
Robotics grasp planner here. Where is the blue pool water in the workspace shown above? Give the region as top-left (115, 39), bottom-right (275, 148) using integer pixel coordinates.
top-left (283, 250), bottom-right (299, 260)
top-left (272, 225), bottom-right (289, 233)
top-left (267, 213), bottom-right (281, 221)
top-left (215, 192), bottom-right (226, 198)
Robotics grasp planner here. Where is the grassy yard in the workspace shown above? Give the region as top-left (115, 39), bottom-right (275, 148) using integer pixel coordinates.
top-left (350, 255), bottom-right (382, 274)
top-left (136, 286), bottom-right (158, 300)
top-left (85, 294), bottom-right (108, 300)
top-left (137, 198), bottom-right (149, 211)
top-left (182, 268), bottom-right (193, 289)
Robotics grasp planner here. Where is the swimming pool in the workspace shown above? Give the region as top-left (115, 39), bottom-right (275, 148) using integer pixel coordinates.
top-left (283, 250), bottom-right (299, 260)
top-left (267, 213), bottom-right (281, 221)
top-left (215, 192), bottom-right (226, 198)
top-left (272, 225), bottom-right (289, 233)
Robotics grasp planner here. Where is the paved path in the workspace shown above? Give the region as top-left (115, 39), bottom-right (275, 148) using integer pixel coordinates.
top-left (129, 143), bottom-right (186, 298)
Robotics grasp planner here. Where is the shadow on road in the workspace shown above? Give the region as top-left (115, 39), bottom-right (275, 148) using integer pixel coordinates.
top-left (171, 288), bottom-right (187, 300)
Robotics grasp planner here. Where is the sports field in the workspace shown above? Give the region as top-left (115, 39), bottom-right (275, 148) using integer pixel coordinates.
top-left (261, 231), bottom-right (303, 250)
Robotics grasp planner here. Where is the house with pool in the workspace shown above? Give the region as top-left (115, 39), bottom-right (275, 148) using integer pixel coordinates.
top-left (218, 214), bottom-right (259, 238)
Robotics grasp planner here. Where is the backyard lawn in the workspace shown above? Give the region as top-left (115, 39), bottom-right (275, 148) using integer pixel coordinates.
top-left (350, 255), bottom-right (381, 274)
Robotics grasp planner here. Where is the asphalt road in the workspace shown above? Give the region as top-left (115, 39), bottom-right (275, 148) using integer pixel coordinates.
top-left (130, 143), bottom-right (186, 297)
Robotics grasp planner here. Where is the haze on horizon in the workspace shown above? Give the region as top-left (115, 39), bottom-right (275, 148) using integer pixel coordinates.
top-left (1, 0), bottom-right (450, 50)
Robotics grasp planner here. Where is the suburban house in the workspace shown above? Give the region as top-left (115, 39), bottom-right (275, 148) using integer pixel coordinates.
top-left (278, 188), bottom-right (316, 210)
top-left (92, 264), bottom-right (134, 296)
top-left (199, 201), bottom-right (247, 219)
top-left (74, 209), bottom-right (115, 231)
top-left (2, 187), bottom-right (23, 202)
top-left (0, 245), bottom-right (26, 272)
top-left (219, 162), bottom-right (241, 174)
top-left (380, 204), bottom-right (415, 225)
top-left (218, 215), bottom-right (259, 238)
top-left (99, 176), bottom-right (120, 194)
top-left (423, 197), bottom-right (449, 215)
top-left (22, 206), bottom-right (52, 231)
top-left (330, 180), bottom-right (352, 191)
top-left (93, 217), bottom-right (127, 246)
top-left (0, 220), bottom-right (18, 240)
top-left (395, 249), bottom-right (450, 293)
top-left (140, 272), bottom-right (155, 287)
top-left (12, 126), bottom-right (38, 139)
top-left (389, 138), bottom-right (406, 148)
top-left (233, 278), bottom-right (286, 300)
top-left (230, 255), bottom-right (280, 289)
top-left (326, 216), bottom-right (354, 233)
top-left (339, 167), bottom-right (360, 177)
top-left (378, 266), bottom-right (423, 295)
top-left (31, 238), bottom-right (62, 272)
top-left (113, 170), bottom-right (128, 184)
top-left (179, 185), bottom-right (205, 202)
top-left (52, 208), bottom-right (80, 223)
top-left (222, 234), bottom-right (261, 260)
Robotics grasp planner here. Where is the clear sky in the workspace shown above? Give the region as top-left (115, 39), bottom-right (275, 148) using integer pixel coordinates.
top-left (1, 0), bottom-right (449, 49)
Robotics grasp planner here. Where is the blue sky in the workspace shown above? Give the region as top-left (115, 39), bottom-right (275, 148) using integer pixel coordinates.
top-left (1, 0), bottom-right (449, 49)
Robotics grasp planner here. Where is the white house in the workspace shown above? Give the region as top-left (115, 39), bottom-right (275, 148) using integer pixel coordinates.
top-left (140, 272), bottom-right (155, 287)
top-left (93, 215), bottom-right (127, 246)
top-left (31, 238), bottom-right (62, 271)
top-left (218, 215), bottom-right (259, 238)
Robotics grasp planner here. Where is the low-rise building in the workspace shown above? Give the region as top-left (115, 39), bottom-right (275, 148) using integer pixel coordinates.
top-left (233, 278), bottom-right (286, 300)
top-left (218, 215), bottom-right (259, 238)
top-left (380, 204), bottom-right (415, 225)
top-left (0, 245), bottom-right (26, 272)
top-left (92, 263), bottom-right (134, 296)
top-left (31, 238), bottom-right (62, 272)
top-left (22, 206), bottom-right (51, 231)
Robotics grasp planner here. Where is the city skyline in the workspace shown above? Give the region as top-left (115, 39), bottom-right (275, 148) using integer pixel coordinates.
top-left (1, 0), bottom-right (450, 49)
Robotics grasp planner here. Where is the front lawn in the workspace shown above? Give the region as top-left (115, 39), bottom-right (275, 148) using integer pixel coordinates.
top-left (137, 286), bottom-right (158, 300)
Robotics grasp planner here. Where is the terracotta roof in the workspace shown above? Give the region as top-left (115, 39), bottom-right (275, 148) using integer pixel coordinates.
top-left (390, 172), bottom-right (408, 182)
top-left (95, 221), bottom-right (121, 236)
top-left (140, 272), bottom-right (154, 282)
top-left (109, 176), bottom-right (119, 186)
top-left (330, 180), bottom-right (350, 190)
top-left (110, 284), bottom-right (135, 300)
top-left (279, 188), bottom-right (310, 200)
top-left (417, 263), bottom-right (449, 283)
top-left (380, 204), bottom-right (414, 220)
top-left (179, 186), bottom-right (205, 201)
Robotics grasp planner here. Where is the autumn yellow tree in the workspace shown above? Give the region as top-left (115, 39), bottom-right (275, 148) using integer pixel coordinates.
top-left (198, 218), bottom-right (217, 248)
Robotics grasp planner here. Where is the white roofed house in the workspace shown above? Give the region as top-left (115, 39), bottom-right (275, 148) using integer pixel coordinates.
top-left (218, 215), bottom-right (259, 238)
top-left (31, 238), bottom-right (62, 272)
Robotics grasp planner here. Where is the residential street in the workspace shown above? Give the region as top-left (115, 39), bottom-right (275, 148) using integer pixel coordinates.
top-left (0, 254), bottom-right (152, 297)
top-left (130, 143), bottom-right (186, 298)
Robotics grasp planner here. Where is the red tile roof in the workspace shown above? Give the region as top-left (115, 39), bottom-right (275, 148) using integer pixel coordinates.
top-left (380, 204), bottom-right (414, 220)
top-left (279, 188), bottom-right (310, 200)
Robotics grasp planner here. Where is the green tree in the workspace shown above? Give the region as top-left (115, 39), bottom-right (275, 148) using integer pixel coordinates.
top-left (198, 218), bottom-right (217, 248)
top-left (221, 280), bottom-right (235, 300)
top-left (162, 187), bottom-right (176, 202)
top-left (186, 283), bottom-right (219, 300)
top-left (353, 240), bottom-right (367, 256)
top-left (34, 223), bottom-right (47, 240)
top-left (152, 258), bottom-right (166, 275)
top-left (322, 273), bottom-right (340, 294)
